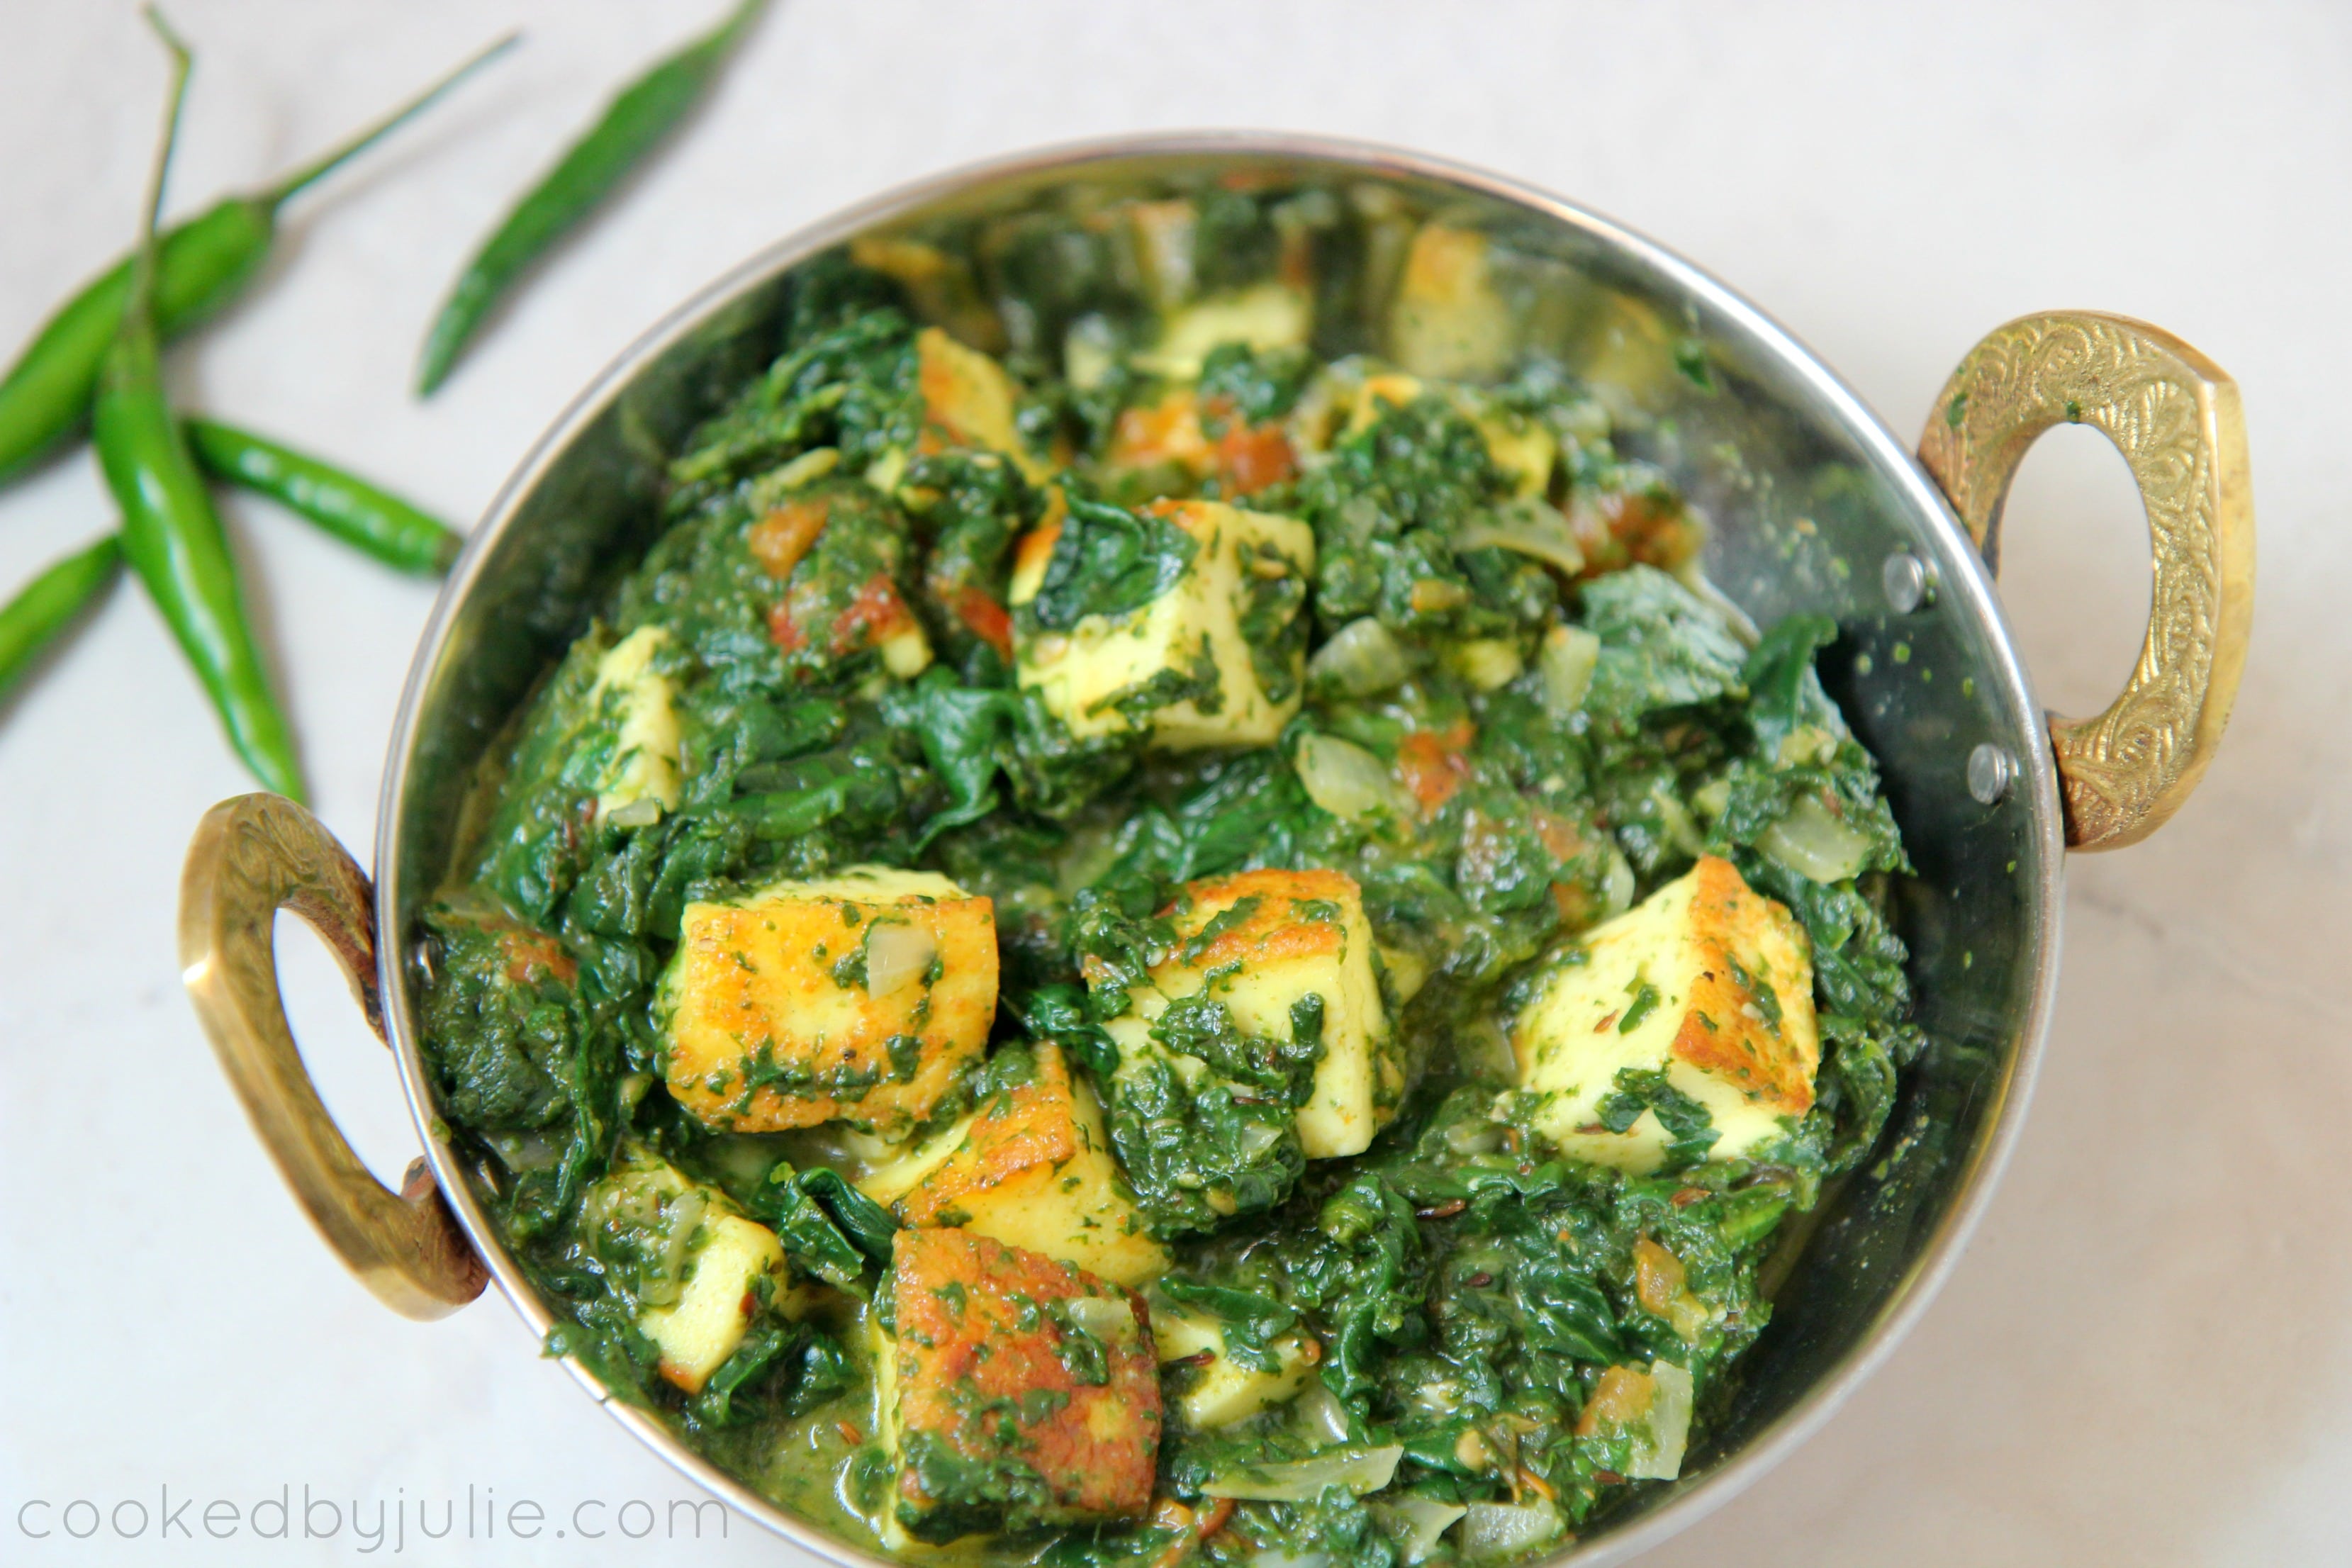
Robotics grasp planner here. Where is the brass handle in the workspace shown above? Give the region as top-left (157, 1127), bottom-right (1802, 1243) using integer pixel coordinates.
top-left (1917, 312), bottom-right (2253, 851)
top-left (179, 793), bottom-right (487, 1319)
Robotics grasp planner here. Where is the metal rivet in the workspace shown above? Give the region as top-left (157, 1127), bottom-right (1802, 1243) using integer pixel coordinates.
top-left (1881, 551), bottom-right (1930, 613)
top-left (1967, 742), bottom-right (2015, 805)
top-left (411, 939), bottom-right (437, 987)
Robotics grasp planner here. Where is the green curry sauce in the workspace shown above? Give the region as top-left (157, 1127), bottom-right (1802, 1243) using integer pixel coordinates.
top-left (419, 181), bottom-right (1925, 1567)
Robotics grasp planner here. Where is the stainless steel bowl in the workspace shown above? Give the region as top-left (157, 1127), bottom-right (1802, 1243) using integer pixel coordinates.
top-left (177, 133), bottom-right (2251, 1567)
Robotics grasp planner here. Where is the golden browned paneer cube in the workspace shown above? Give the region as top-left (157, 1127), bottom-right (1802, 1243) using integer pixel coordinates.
top-left (876, 1228), bottom-right (1161, 1542)
top-left (1511, 856), bottom-right (1818, 1172)
top-left (658, 866), bottom-right (997, 1137)
top-left (1104, 868), bottom-right (1401, 1160)
top-left (857, 1043), bottom-right (1168, 1287)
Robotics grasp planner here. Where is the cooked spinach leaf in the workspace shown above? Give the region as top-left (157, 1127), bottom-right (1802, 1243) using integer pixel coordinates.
top-left (1024, 495), bottom-right (1197, 630)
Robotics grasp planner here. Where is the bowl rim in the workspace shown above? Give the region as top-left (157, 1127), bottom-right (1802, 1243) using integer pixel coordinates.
top-left (374, 128), bottom-right (2063, 1568)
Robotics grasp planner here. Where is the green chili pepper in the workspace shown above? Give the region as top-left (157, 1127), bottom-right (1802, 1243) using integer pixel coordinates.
top-left (0, 535), bottom-right (123, 702)
top-left (95, 11), bottom-right (303, 801)
top-left (0, 32), bottom-right (515, 488)
top-left (185, 418), bottom-right (462, 577)
top-left (416, 0), bottom-right (770, 396)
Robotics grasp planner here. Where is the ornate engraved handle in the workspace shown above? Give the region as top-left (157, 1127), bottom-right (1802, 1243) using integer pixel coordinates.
top-left (1918, 312), bottom-right (2253, 851)
top-left (179, 793), bottom-right (487, 1319)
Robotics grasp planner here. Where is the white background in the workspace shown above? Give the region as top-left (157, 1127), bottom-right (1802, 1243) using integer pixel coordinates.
top-left (1, 2), bottom-right (2344, 1563)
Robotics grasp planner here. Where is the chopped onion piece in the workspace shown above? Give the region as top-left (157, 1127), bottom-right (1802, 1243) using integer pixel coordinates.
top-left (1376, 1499), bottom-right (1467, 1565)
top-left (604, 795), bottom-right (663, 829)
top-left (1601, 846), bottom-right (1637, 917)
top-left (1677, 564), bottom-right (1759, 646)
top-left (771, 446), bottom-right (842, 491)
top-left (1442, 1116), bottom-right (1503, 1157)
top-left (642, 1188), bottom-right (707, 1309)
top-left (1757, 793), bottom-right (1874, 884)
top-left (1294, 1379), bottom-right (1355, 1446)
top-left (1064, 315), bottom-right (1119, 391)
top-left (1445, 638), bottom-right (1524, 692)
top-left (1295, 734), bottom-right (1412, 822)
top-left (1061, 1294), bottom-right (1141, 1348)
top-left (1627, 1360), bottom-right (1693, 1480)
top-left (1233, 1120), bottom-right (1287, 1162)
top-left (1309, 617), bottom-right (1413, 696)
top-left (1776, 722), bottom-right (1840, 768)
top-left (1458, 1501), bottom-right (1562, 1558)
top-left (1538, 625), bottom-right (1601, 717)
top-left (864, 922), bottom-right (938, 997)
top-left (1405, 1373), bottom-right (1465, 1420)
top-left (1650, 785), bottom-right (1703, 857)
top-left (488, 1130), bottom-right (562, 1172)
top-left (1459, 498), bottom-right (1586, 576)
top-left (1202, 1444), bottom-right (1404, 1503)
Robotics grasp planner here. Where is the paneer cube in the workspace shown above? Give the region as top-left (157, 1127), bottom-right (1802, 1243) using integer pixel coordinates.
top-left (658, 866), bottom-right (997, 1137)
top-left (876, 1228), bottom-right (1161, 1542)
top-left (1010, 498), bottom-right (1314, 750)
top-left (1122, 198), bottom-right (1199, 308)
top-left (1148, 1295), bottom-right (1316, 1429)
top-left (1326, 370), bottom-right (1555, 500)
top-left (1510, 856), bottom-right (1819, 1172)
top-left (1133, 283), bottom-right (1313, 380)
top-left (912, 326), bottom-right (1046, 482)
top-left (857, 1043), bottom-right (1168, 1287)
top-left (588, 625), bottom-right (683, 824)
top-left (580, 1150), bottom-right (786, 1394)
top-left (847, 236), bottom-right (1004, 357)
top-left (1104, 868), bottom-right (1401, 1160)
top-left (642, 1211), bottom-right (788, 1394)
top-left (1387, 224), bottom-right (1513, 381)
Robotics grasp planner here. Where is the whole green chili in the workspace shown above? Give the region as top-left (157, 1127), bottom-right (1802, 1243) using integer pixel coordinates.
top-left (0, 535), bottom-right (123, 702)
top-left (0, 31), bottom-right (515, 487)
top-left (415, 0), bottom-right (770, 396)
top-left (95, 11), bottom-right (304, 801)
top-left (186, 418), bottom-right (462, 577)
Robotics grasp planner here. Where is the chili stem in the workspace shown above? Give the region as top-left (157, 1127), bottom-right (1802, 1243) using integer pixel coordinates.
top-left (263, 32), bottom-right (519, 208)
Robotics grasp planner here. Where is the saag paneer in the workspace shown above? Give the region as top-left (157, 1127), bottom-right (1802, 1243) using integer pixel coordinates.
top-left (421, 184), bottom-right (1924, 1567)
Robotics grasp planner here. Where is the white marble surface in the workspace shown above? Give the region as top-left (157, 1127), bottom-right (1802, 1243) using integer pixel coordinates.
top-left (0, 1), bottom-right (2342, 1562)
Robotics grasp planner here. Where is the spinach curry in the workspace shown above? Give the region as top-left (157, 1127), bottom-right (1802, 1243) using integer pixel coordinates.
top-left (420, 181), bottom-right (1925, 1567)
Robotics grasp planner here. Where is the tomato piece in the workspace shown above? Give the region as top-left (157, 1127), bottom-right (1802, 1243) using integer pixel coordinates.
top-left (831, 573), bottom-right (919, 654)
top-left (949, 586), bottom-right (1014, 658)
top-left (1213, 421), bottom-right (1296, 495)
top-left (766, 599), bottom-right (807, 651)
top-left (1109, 393), bottom-right (1209, 472)
top-left (499, 929), bottom-right (576, 986)
top-left (748, 498), bottom-right (829, 581)
top-left (1394, 720), bottom-right (1476, 813)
